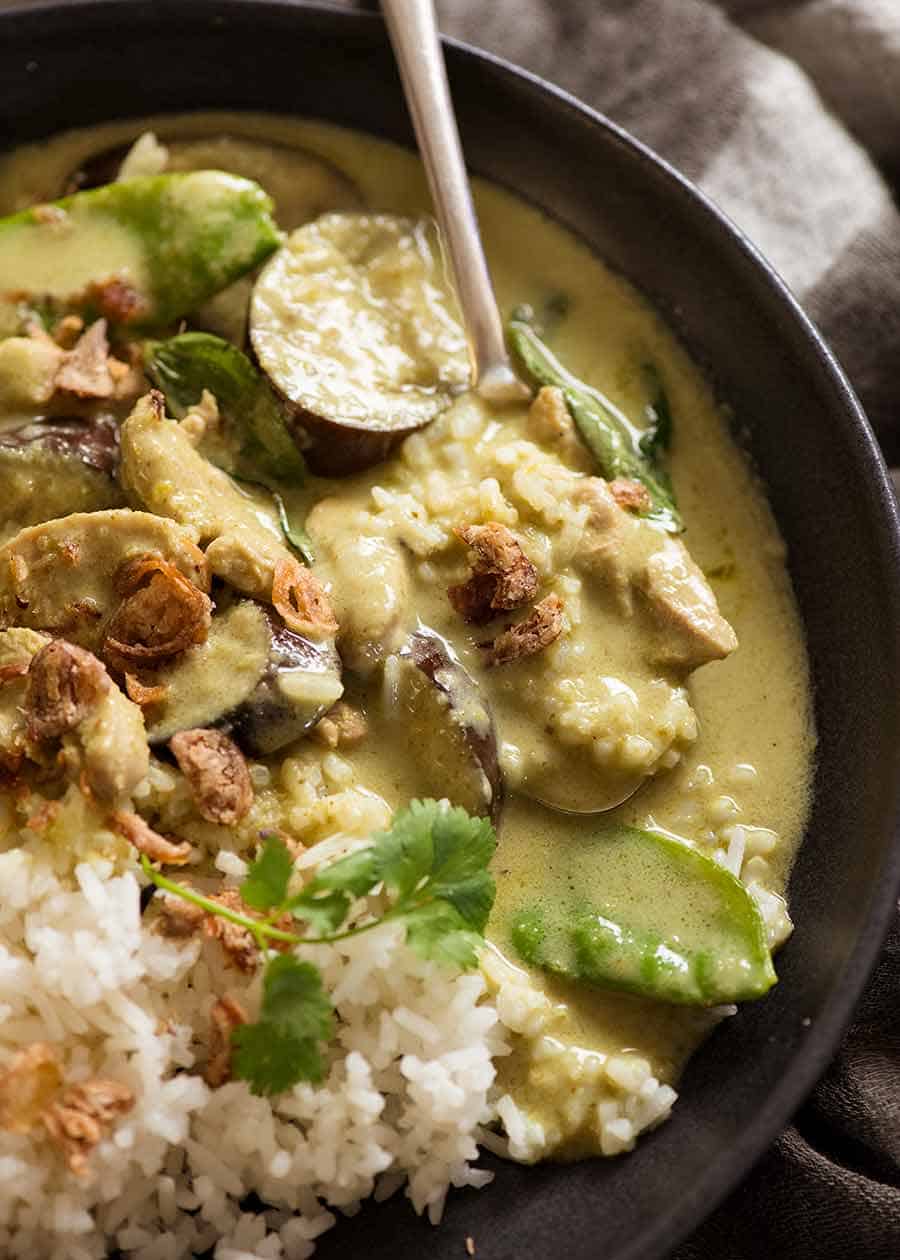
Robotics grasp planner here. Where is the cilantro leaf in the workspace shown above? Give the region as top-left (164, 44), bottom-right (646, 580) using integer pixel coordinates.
top-left (370, 799), bottom-right (437, 900)
top-left (303, 844), bottom-right (379, 899)
top-left (231, 1023), bottom-right (326, 1095)
top-left (259, 955), bottom-right (335, 1039)
top-left (425, 806), bottom-right (496, 932)
top-left (142, 799), bottom-right (498, 1098)
top-left (403, 902), bottom-right (482, 970)
top-left (285, 887), bottom-right (352, 934)
top-left (373, 800), bottom-right (497, 932)
top-left (240, 835), bottom-right (294, 912)
top-left (232, 956), bottom-right (334, 1095)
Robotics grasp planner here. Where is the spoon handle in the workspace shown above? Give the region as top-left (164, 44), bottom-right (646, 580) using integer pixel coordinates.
top-left (382, 0), bottom-right (528, 403)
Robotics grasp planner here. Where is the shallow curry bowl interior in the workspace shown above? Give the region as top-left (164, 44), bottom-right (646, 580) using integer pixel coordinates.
top-left (3, 2), bottom-right (900, 1257)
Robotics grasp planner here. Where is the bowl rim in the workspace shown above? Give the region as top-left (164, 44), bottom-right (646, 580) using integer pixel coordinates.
top-left (3, 0), bottom-right (900, 1253)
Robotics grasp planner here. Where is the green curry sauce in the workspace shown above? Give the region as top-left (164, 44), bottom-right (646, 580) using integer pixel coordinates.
top-left (0, 111), bottom-right (815, 1161)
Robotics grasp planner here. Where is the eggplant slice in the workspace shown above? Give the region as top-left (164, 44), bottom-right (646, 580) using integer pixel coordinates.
top-left (147, 600), bottom-right (343, 757)
top-left (387, 626), bottom-right (502, 822)
top-left (250, 214), bottom-right (471, 475)
top-left (0, 416), bottom-right (124, 540)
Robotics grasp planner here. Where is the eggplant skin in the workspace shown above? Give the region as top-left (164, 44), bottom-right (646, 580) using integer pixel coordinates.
top-left (0, 415), bottom-right (120, 473)
top-left (285, 407), bottom-right (417, 478)
top-left (395, 626), bottom-right (503, 824)
top-left (227, 621), bottom-right (343, 757)
top-left (0, 416), bottom-right (125, 539)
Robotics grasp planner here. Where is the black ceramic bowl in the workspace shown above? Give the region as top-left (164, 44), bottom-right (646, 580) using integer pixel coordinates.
top-left (3, 2), bottom-right (900, 1258)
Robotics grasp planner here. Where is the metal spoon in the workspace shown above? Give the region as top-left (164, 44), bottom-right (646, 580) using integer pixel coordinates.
top-left (382, 0), bottom-right (529, 405)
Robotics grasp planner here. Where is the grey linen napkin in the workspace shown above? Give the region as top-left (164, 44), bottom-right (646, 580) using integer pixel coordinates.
top-left (430, 2), bottom-right (900, 1255)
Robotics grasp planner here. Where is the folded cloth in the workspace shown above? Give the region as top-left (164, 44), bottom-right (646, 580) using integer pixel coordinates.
top-left (436, 0), bottom-right (900, 465)
top-left (385, 1), bottom-right (900, 1254)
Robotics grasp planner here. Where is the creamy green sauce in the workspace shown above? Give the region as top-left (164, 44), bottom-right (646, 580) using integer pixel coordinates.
top-left (0, 112), bottom-right (815, 1159)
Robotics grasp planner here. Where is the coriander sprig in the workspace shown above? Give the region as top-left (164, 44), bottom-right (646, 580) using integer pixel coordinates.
top-left (141, 799), bottom-right (497, 1094)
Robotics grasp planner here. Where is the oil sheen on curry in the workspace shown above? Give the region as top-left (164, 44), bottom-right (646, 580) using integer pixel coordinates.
top-left (0, 113), bottom-right (814, 1167)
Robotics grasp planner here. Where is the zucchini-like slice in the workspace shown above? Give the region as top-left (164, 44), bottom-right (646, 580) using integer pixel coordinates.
top-left (250, 213), bottom-right (471, 474)
top-left (0, 173), bottom-right (280, 330)
top-left (147, 600), bottom-right (343, 756)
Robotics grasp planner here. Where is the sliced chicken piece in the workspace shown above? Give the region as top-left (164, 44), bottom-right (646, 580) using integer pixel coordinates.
top-left (570, 477), bottom-right (736, 671)
top-left (307, 496), bottom-right (410, 674)
top-left (570, 477), bottom-right (633, 611)
top-left (74, 680), bottom-right (150, 801)
top-left (638, 537), bottom-right (738, 669)
top-left (0, 509), bottom-right (209, 653)
top-left (120, 391), bottom-right (288, 600)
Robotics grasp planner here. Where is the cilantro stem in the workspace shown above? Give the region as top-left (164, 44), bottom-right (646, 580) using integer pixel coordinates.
top-left (141, 855), bottom-right (415, 949)
top-left (140, 857), bottom-right (300, 948)
top-left (299, 903), bottom-right (412, 946)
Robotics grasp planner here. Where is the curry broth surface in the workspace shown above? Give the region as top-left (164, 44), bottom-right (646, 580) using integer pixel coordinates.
top-left (0, 113), bottom-right (815, 1156)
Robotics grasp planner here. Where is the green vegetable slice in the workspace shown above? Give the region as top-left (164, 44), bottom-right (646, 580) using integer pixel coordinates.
top-left (508, 315), bottom-right (682, 532)
top-left (146, 331), bottom-right (305, 483)
top-left (0, 172), bottom-right (280, 329)
top-left (508, 824), bottom-right (775, 1005)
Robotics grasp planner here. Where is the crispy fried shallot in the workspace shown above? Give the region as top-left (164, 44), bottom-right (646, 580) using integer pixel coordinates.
top-left (42, 1078), bottom-right (135, 1176)
top-left (608, 477), bottom-right (653, 514)
top-left (54, 318), bottom-right (114, 399)
top-left (203, 888), bottom-right (260, 974)
top-left (204, 996), bottom-right (248, 1087)
top-left (0, 660), bottom-right (29, 684)
top-left (124, 672), bottom-right (168, 708)
top-left (449, 522), bottom-right (539, 625)
top-left (24, 639), bottom-right (110, 743)
top-left (109, 809), bottom-right (192, 866)
top-left (0, 1043), bottom-right (63, 1134)
top-left (272, 557), bottom-right (338, 640)
top-left (87, 278), bottom-right (150, 326)
top-left (482, 594), bottom-right (565, 667)
top-left (103, 554), bottom-right (212, 672)
top-left (153, 895), bottom-right (206, 939)
top-left (169, 728), bottom-right (253, 826)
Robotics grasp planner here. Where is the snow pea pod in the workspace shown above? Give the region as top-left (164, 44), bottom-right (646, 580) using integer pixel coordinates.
top-left (508, 824), bottom-right (776, 1006)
